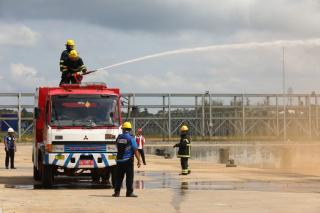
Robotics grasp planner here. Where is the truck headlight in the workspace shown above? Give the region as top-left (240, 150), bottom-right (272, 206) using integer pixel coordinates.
top-left (52, 145), bottom-right (64, 152)
top-left (106, 144), bottom-right (117, 152)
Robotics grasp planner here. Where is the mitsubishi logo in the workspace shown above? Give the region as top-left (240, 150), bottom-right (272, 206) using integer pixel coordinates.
top-left (83, 135), bottom-right (88, 140)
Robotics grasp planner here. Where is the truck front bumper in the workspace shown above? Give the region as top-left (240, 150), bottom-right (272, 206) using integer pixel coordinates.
top-left (44, 153), bottom-right (117, 169)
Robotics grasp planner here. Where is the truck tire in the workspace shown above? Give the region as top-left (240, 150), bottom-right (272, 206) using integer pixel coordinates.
top-left (91, 169), bottom-right (100, 183)
top-left (33, 165), bottom-right (41, 181)
top-left (42, 164), bottom-right (54, 188)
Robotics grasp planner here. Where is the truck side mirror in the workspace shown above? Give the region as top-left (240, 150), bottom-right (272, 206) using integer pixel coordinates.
top-left (34, 107), bottom-right (40, 119)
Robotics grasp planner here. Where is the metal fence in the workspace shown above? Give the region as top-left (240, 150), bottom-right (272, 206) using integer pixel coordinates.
top-left (1, 92), bottom-right (320, 140)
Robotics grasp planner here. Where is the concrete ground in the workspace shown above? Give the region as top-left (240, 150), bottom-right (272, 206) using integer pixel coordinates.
top-left (0, 144), bottom-right (320, 213)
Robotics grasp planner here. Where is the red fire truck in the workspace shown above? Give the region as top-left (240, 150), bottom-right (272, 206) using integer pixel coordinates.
top-left (33, 83), bottom-right (122, 187)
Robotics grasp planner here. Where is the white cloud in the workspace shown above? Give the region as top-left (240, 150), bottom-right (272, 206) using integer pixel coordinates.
top-left (10, 63), bottom-right (47, 89)
top-left (0, 22), bottom-right (40, 46)
top-left (10, 63), bottom-right (37, 77)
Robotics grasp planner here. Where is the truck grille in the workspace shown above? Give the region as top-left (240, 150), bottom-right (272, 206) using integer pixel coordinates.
top-left (64, 144), bottom-right (106, 153)
top-left (52, 141), bottom-right (116, 153)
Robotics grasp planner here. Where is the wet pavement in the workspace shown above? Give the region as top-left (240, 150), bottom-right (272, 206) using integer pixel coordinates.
top-left (2, 144), bottom-right (320, 212)
top-left (146, 143), bottom-right (320, 169)
top-left (4, 171), bottom-right (320, 194)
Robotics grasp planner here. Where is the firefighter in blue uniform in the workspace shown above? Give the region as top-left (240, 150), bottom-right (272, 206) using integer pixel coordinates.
top-left (174, 125), bottom-right (191, 175)
top-left (3, 128), bottom-right (16, 169)
top-left (113, 122), bottom-right (142, 197)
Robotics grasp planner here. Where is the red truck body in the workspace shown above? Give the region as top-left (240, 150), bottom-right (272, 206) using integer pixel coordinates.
top-left (33, 83), bottom-right (122, 187)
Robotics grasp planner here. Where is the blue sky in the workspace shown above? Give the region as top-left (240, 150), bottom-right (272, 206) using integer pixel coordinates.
top-left (1, 0), bottom-right (320, 94)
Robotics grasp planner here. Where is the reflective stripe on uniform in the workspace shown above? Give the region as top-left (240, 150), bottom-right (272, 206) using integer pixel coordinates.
top-left (182, 169), bottom-right (189, 174)
top-left (177, 155), bottom-right (190, 158)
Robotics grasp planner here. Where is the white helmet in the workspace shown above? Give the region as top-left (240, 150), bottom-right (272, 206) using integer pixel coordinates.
top-left (7, 128), bottom-right (14, 133)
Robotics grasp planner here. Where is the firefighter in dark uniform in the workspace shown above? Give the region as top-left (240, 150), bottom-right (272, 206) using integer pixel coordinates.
top-left (60, 50), bottom-right (87, 85)
top-left (3, 128), bottom-right (16, 169)
top-left (60, 39), bottom-right (75, 72)
top-left (113, 122), bottom-right (142, 198)
top-left (174, 125), bottom-right (191, 175)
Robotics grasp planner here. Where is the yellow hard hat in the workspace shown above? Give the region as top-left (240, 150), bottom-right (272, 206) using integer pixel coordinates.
top-left (122, 121), bottom-right (132, 129)
top-left (66, 39), bottom-right (75, 46)
top-left (180, 125), bottom-right (189, 132)
top-left (69, 50), bottom-right (78, 59)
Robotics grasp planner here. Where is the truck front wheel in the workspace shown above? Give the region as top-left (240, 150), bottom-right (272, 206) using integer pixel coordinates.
top-left (42, 164), bottom-right (54, 187)
top-left (33, 165), bottom-right (41, 181)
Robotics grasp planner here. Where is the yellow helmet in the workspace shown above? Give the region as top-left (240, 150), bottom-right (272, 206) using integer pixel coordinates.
top-left (69, 50), bottom-right (78, 59)
top-left (66, 39), bottom-right (75, 46)
top-left (122, 121), bottom-right (132, 129)
top-left (180, 125), bottom-right (189, 132)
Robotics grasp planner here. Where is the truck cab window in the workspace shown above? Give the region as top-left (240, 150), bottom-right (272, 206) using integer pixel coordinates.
top-left (50, 95), bottom-right (120, 127)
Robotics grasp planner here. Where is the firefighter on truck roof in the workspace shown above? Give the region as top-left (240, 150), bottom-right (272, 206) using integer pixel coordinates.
top-left (173, 125), bottom-right (191, 175)
top-left (60, 39), bottom-right (75, 70)
top-left (60, 49), bottom-right (87, 85)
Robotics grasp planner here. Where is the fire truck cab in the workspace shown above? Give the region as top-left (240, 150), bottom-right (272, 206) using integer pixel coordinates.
top-left (33, 83), bottom-right (122, 187)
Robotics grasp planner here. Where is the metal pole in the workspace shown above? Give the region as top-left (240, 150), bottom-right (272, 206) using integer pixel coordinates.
top-left (282, 47), bottom-right (286, 142)
top-left (316, 95), bottom-right (319, 137)
top-left (209, 93), bottom-right (212, 138)
top-left (202, 95), bottom-right (205, 138)
top-left (168, 94), bottom-right (171, 140)
top-left (195, 96), bottom-right (198, 118)
top-left (308, 95), bottom-right (312, 138)
top-left (276, 96), bottom-right (279, 137)
top-left (163, 96), bottom-right (166, 141)
top-left (18, 93), bottom-right (21, 141)
top-left (242, 94), bottom-right (245, 137)
top-left (133, 93), bottom-right (136, 133)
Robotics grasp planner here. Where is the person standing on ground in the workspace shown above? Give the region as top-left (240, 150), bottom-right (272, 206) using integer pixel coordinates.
top-left (136, 128), bottom-right (146, 165)
top-left (113, 122), bottom-right (142, 197)
top-left (173, 125), bottom-right (191, 175)
top-left (3, 128), bottom-right (16, 169)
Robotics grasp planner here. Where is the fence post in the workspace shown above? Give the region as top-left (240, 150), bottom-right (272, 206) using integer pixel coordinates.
top-left (276, 96), bottom-right (279, 137)
top-left (18, 93), bottom-right (22, 141)
top-left (308, 95), bottom-right (312, 138)
top-left (209, 93), bottom-right (212, 138)
top-left (133, 93), bottom-right (136, 133)
top-left (202, 94), bottom-right (205, 138)
top-left (168, 94), bottom-right (171, 140)
top-left (241, 95), bottom-right (246, 138)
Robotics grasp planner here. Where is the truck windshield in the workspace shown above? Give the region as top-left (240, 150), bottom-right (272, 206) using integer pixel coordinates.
top-left (51, 95), bottom-right (120, 127)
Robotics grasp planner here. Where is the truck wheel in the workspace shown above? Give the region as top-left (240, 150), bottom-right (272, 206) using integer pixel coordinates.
top-left (33, 165), bottom-right (41, 181)
top-left (42, 164), bottom-right (54, 188)
top-left (91, 169), bottom-right (100, 183)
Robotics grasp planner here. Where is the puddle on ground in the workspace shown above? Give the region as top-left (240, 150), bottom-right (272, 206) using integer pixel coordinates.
top-left (4, 178), bottom-right (112, 190)
top-left (4, 171), bottom-right (320, 193)
top-left (134, 171), bottom-right (320, 193)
